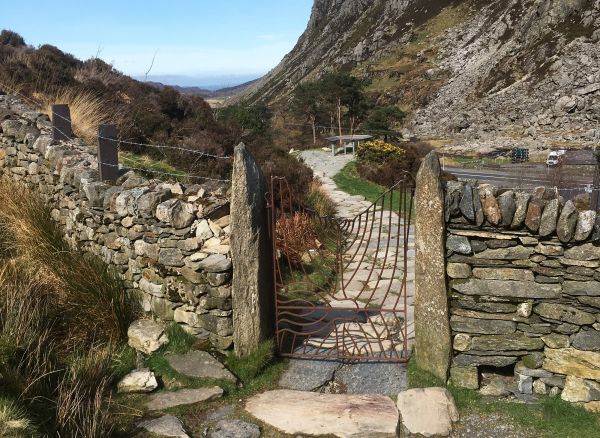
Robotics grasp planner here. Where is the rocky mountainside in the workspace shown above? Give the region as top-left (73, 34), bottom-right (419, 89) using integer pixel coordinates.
top-left (242, 0), bottom-right (600, 155)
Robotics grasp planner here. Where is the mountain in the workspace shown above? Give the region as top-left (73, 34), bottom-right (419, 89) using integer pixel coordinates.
top-left (241, 0), bottom-right (600, 153)
top-left (147, 79), bottom-right (259, 99)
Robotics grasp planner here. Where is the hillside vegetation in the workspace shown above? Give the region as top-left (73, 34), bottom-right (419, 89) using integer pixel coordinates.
top-left (241, 0), bottom-right (600, 155)
top-left (0, 30), bottom-right (314, 194)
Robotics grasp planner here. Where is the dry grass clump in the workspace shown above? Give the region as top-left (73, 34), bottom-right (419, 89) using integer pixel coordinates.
top-left (305, 181), bottom-right (337, 217)
top-left (0, 178), bottom-right (139, 436)
top-left (41, 88), bottom-right (108, 144)
top-left (276, 212), bottom-right (320, 266)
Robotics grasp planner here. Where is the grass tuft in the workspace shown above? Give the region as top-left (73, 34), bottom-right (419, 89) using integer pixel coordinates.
top-left (305, 181), bottom-right (337, 217)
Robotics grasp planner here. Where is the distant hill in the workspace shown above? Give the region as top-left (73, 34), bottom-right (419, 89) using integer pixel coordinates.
top-left (147, 79), bottom-right (259, 99)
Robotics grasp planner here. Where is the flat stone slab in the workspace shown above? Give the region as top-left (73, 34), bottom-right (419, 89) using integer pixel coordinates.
top-left (396, 387), bottom-right (459, 437)
top-left (335, 362), bottom-right (408, 395)
top-left (209, 419), bottom-right (261, 438)
top-left (166, 350), bottom-right (236, 382)
top-left (278, 358), bottom-right (341, 391)
top-left (138, 415), bottom-right (189, 438)
top-left (245, 389), bottom-right (399, 437)
top-left (147, 387), bottom-right (223, 411)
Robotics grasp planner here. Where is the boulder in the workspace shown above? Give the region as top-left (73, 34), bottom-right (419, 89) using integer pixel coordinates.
top-left (452, 279), bottom-right (561, 299)
top-left (450, 315), bottom-right (516, 335)
top-left (572, 330), bottom-right (600, 352)
top-left (557, 201), bottom-right (578, 242)
top-left (450, 367), bottom-right (479, 389)
top-left (497, 191), bottom-right (516, 227)
top-left (470, 333), bottom-right (544, 351)
top-left (562, 376), bottom-right (600, 403)
top-left (446, 263), bottom-right (471, 279)
top-left (245, 390), bottom-right (399, 438)
top-left (539, 199), bottom-right (559, 237)
top-left (197, 254), bottom-right (232, 273)
top-left (156, 199), bottom-right (195, 229)
top-left (534, 303), bottom-right (596, 325)
top-left (446, 235), bottom-right (471, 255)
top-left (544, 348), bottom-right (600, 380)
top-left (117, 369), bottom-right (158, 393)
top-left (128, 319), bottom-right (169, 355)
top-left (459, 184), bottom-right (475, 222)
top-left (396, 388), bottom-right (459, 437)
top-left (511, 192), bottom-right (531, 228)
top-left (480, 186), bottom-right (502, 225)
top-left (575, 211), bottom-right (597, 241)
top-left (474, 246), bottom-right (534, 260)
top-left (525, 199), bottom-right (544, 232)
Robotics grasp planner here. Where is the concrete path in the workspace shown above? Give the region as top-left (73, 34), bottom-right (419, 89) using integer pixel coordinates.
top-left (298, 149), bottom-right (416, 354)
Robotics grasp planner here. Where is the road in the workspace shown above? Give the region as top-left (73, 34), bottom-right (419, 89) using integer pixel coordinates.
top-left (445, 165), bottom-right (598, 200)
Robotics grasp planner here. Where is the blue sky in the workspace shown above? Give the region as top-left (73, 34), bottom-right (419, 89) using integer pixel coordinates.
top-left (2, 0), bottom-right (313, 87)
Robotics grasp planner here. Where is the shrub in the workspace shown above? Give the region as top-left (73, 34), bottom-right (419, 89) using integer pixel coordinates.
top-left (357, 139), bottom-right (406, 163)
top-left (276, 213), bottom-right (319, 266)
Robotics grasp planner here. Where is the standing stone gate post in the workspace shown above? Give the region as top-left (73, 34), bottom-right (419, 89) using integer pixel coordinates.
top-left (230, 143), bottom-right (274, 356)
top-left (414, 152), bottom-right (452, 380)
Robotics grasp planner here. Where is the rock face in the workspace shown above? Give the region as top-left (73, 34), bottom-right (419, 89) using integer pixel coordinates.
top-left (230, 144), bottom-right (274, 356)
top-left (396, 388), bottom-right (459, 437)
top-left (128, 319), bottom-right (169, 355)
top-left (245, 390), bottom-right (400, 438)
top-left (414, 153), bottom-right (451, 380)
top-left (241, 1), bottom-right (600, 155)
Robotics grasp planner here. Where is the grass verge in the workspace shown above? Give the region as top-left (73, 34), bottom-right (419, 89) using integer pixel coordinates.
top-left (333, 161), bottom-right (413, 212)
top-left (119, 151), bottom-right (189, 182)
top-left (0, 178), bottom-right (139, 437)
top-left (407, 358), bottom-right (600, 438)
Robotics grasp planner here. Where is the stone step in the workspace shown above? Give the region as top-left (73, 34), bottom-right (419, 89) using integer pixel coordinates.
top-left (245, 390), bottom-right (399, 438)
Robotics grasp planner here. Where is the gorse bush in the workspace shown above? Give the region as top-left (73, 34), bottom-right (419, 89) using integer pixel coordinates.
top-left (0, 179), bottom-right (139, 437)
top-left (357, 139), bottom-right (406, 163)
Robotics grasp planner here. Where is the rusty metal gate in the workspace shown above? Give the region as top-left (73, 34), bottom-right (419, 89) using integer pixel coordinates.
top-left (267, 176), bottom-right (414, 362)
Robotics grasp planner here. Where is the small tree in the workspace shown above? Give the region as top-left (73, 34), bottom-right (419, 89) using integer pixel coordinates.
top-left (319, 72), bottom-right (368, 143)
top-left (365, 106), bottom-right (405, 140)
top-left (290, 82), bottom-right (326, 145)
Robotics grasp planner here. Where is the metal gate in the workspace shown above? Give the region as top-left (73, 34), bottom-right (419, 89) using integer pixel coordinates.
top-left (268, 176), bottom-right (414, 362)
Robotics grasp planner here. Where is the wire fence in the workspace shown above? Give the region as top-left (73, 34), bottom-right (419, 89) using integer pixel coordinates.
top-left (0, 83), bottom-right (233, 182)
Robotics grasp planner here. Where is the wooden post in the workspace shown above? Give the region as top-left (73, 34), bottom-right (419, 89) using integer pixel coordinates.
top-left (52, 104), bottom-right (72, 141)
top-left (98, 124), bottom-right (119, 182)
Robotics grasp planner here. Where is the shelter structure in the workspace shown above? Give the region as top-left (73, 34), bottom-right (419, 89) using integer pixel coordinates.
top-left (325, 134), bottom-right (373, 156)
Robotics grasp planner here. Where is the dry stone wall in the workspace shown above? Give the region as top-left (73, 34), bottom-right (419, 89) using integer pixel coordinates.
top-left (0, 94), bottom-right (235, 350)
top-left (445, 177), bottom-right (600, 412)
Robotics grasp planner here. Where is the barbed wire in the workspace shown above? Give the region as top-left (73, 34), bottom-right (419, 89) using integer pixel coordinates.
top-left (49, 117), bottom-right (232, 183)
top-left (0, 83), bottom-right (233, 160)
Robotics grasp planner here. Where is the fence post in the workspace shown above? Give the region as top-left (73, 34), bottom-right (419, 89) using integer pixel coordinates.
top-left (98, 124), bottom-right (119, 182)
top-left (52, 104), bottom-right (72, 141)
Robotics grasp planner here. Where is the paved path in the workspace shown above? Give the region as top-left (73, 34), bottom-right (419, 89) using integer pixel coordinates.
top-left (298, 149), bottom-right (416, 356)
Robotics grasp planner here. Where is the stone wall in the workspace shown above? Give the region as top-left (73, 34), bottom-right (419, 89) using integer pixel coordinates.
top-left (445, 177), bottom-right (600, 412)
top-left (0, 94), bottom-right (236, 350)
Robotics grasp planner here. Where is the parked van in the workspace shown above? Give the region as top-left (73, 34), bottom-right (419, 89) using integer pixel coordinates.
top-left (547, 150), bottom-right (566, 166)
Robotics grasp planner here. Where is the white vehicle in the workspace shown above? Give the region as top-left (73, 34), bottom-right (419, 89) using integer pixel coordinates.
top-left (546, 150), bottom-right (566, 166)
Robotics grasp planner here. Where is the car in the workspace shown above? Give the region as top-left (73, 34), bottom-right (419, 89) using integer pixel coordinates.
top-left (546, 150), bottom-right (566, 166)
